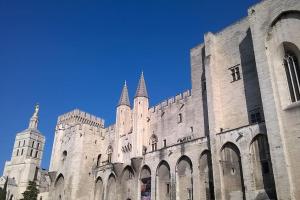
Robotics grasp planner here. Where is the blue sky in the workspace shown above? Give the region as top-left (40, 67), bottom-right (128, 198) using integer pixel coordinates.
top-left (0, 0), bottom-right (260, 173)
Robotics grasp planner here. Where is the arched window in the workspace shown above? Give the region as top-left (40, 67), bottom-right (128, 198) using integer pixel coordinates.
top-left (16, 149), bottom-right (19, 156)
top-left (178, 113), bottom-right (183, 123)
top-left (35, 151), bottom-right (38, 158)
top-left (97, 154), bottom-right (101, 167)
top-left (284, 50), bottom-right (300, 102)
top-left (62, 150), bottom-right (67, 161)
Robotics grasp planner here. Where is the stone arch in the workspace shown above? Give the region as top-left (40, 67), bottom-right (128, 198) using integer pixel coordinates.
top-left (94, 177), bottom-right (104, 200)
top-left (156, 160), bottom-right (171, 200)
top-left (249, 134), bottom-right (277, 199)
top-left (265, 10), bottom-right (300, 105)
top-left (120, 166), bottom-right (136, 200)
top-left (140, 165), bottom-right (151, 200)
top-left (199, 150), bottom-right (215, 200)
top-left (270, 10), bottom-right (300, 28)
top-left (54, 174), bottom-right (65, 200)
top-left (175, 155), bottom-right (193, 200)
top-left (106, 174), bottom-right (117, 200)
top-left (220, 142), bottom-right (245, 200)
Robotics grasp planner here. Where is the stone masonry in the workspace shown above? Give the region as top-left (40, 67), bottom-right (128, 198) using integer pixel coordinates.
top-left (1, 0), bottom-right (300, 199)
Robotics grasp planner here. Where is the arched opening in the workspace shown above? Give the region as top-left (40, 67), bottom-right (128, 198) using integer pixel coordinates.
top-left (94, 177), bottom-right (104, 200)
top-left (120, 166), bottom-right (136, 200)
top-left (283, 42), bottom-right (300, 102)
top-left (140, 165), bottom-right (151, 200)
top-left (106, 174), bottom-right (117, 200)
top-left (250, 135), bottom-right (277, 199)
top-left (199, 151), bottom-right (215, 200)
top-left (220, 143), bottom-right (245, 200)
top-left (54, 174), bottom-right (65, 200)
top-left (156, 161), bottom-right (171, 200)
top-left (176, 156), bottom-right (193, 200)
top-left (62, 150), bottom-right (67, 162)
top-left (97, 154), bottom-right (101, 167)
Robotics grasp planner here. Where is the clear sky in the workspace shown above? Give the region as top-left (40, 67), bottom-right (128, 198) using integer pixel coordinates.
top-left (0, 0), bottom-right (260, 173)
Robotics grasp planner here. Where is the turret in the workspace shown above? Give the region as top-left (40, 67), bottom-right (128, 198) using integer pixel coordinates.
top-left (132, 72), bottom-right (150, 157)
top-left (115, 81), bottom-right (132, 162)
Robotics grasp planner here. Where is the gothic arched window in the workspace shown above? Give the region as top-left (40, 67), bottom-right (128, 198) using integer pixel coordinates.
top-left (284, 52), bottom-right (300, 102)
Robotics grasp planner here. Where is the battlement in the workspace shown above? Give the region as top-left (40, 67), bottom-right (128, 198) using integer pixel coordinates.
top-left (149, 90), bottom-right (191, 113)
top-left (104, 124), bottom-right (115, 133)
top-left (57, 109), bottom-right (105, 128)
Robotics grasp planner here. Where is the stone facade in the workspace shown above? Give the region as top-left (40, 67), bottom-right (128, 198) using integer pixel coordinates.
top-left (0, 105), bottom-right (49, 200)
top-left (1, 0), bottom-right (300, 199)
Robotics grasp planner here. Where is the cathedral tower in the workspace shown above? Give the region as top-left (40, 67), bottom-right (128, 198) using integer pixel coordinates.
top-left (132, 72), bottom-right (150, 157)
top-left (2, 104), bottom-right (45, 199)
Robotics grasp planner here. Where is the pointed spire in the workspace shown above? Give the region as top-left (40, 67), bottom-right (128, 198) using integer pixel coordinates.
top-left (135, 72), bottom-right (148, 98)
top-left (28, 103), bottom-right (39, 129)
top-left (118, 81), bottom-right (131, 107)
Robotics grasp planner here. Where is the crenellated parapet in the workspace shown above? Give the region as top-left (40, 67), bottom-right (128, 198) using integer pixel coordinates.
top-left (149, 89), bottom-right (191, 113)
top-left (57, 109), bottom-right (104, 128)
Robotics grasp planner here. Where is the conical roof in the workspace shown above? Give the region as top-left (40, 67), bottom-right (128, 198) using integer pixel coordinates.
top-left (135, 72), bottom-right (148, 98)
top-left (118, 81), bottom-right (130, 107)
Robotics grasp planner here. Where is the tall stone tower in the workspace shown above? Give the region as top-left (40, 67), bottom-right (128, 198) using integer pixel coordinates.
top-left (2, 104), bottom-right (45, 200)
top-left (132, 72), bottom-right (149, 157)
top-left (115, 81), bottom-right (132, 162)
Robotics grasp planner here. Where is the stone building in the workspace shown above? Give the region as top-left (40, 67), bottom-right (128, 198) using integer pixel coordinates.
top-left (1, 0), bottom-right (300, 199)
top-left (0, 105), bottom-right (50, 200)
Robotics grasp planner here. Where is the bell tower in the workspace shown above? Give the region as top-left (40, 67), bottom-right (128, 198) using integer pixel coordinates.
top-left (2, 104), bottom-right (46, 199)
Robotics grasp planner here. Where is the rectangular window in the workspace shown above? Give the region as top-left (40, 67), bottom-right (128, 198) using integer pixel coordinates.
top-left (229, 64), bottom-right (241, 82)
top-left (35, 151), bottom-right (38, 158)
top-left (32, 141), bottom-right (35, 148)
top-left (16, 149), bottom-right (19, 156)
top-left (18, 141), bottom-right (21, 147)
top-left (166, 183), bottom-right (170, 194)
top-left (249, 108), bottom-right (263, 124)
top-left (163, 139), bottom-right (166, 148)
top-left (21, 149), bottom-right (24, 155)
